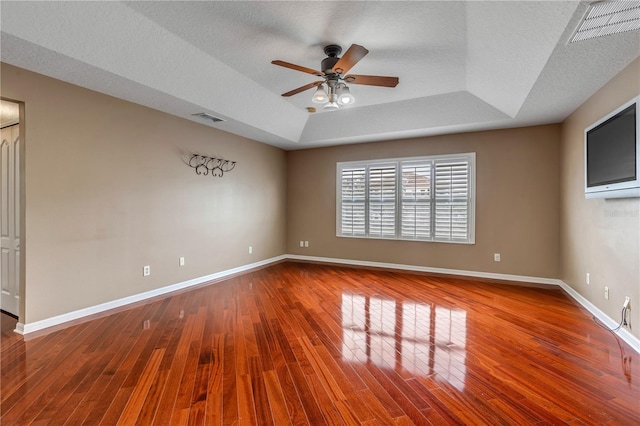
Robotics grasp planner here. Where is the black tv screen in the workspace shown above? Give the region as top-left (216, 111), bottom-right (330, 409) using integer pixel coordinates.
top-left (586, 103), bottom-right (636, 188)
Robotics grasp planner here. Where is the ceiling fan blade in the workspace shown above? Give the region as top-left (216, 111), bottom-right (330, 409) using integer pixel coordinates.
top-left (332, 44), bottom-right (369, 75)
top-left (344, 75), bottom-right (399, 87)
top-left (271, 60), bottom-right (324, 76)
top-left (281, 81), bottom-right (324, 97)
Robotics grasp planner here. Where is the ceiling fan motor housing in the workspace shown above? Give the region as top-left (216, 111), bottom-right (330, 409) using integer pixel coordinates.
top-left (322, 44), bottom-right (343, 75)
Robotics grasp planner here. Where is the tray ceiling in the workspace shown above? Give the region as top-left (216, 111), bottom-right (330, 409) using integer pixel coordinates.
top-left (1, 1), bottom-right (638, 149)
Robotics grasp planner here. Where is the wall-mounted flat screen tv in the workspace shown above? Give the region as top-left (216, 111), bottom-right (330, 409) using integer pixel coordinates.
top-left (585, 96), bottom-right (640, 199)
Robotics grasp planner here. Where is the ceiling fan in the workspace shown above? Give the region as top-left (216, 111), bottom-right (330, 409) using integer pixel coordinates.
top-left (272, 44), bottom-right (399, 110)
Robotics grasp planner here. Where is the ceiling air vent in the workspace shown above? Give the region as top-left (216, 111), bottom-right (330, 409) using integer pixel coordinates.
top-left (570, 0), bottom-right (640, 43)
top-left (192, 112), bottom-right (225, 123)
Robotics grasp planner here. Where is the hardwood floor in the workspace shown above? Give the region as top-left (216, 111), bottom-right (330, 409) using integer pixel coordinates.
top-left (1, 261), bottom-right (639, 425)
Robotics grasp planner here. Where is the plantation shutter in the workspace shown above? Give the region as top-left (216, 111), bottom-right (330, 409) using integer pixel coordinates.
top-left (369, 165), bottom-right (396, 237)
top-left (401, 162), bottom-right (432, 239)
top-left (340, 167), bottom-right (366, 236)
top-left (434, 160), bottom-right (470, 241)
top-left (337, 153), bottom-right (474, 243)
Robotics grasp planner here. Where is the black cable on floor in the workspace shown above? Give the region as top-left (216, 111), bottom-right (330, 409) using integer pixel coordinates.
top-left (593, 306), bottom-right (627, 332)
top-left (592, 307), bottom-right (632, 383)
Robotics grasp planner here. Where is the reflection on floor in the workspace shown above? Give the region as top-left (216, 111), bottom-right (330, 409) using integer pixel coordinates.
top-left (342, 293), bottom-right (466, 390)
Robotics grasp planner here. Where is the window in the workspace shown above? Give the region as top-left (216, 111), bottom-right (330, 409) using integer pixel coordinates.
top-left (337, 153), bottom-right (475, 243)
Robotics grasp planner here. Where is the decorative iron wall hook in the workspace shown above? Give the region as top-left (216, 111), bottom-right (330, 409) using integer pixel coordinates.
top-left (188, 154), bottom-right (237, 177)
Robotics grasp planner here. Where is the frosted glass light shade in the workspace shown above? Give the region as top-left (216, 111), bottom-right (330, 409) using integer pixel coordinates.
top-left (324, 101), bottom-right (339, 110)
top-left (336, 85), bottom-right (355, 105)
top-left (312, 85), bottom-right (328, 103)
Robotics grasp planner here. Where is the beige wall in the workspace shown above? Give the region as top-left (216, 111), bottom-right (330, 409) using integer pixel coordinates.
top-left (287, 125), bottom-right (561, 278)
top-left (561, 57), bottom-right (640, 339)
top-left (1, 63), bottom-right (287, 324)
top-left (5, 56), bottom-right (637, 338)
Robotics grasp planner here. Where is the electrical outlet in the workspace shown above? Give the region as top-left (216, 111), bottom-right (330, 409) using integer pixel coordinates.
top-left (143, 265), bottom-right (151, 277)
top-left (249, 246), bottom-right (253, 254)
top-left (494, 253), bottom-right (501, 262)
top-left (623, 297), bottom-right (631, 328)
top-left (604, 286), bottom-right (609, 300)
top-left (586, 273), bottom-right (590, 285)
top-left (304, 241), bottom-right (309, 248)
top-left (179, 257), bottom-right (185, 266)
top-left (299, 240), bottom-right (304, 247)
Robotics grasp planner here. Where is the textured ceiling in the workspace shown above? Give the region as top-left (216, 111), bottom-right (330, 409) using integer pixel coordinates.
top-left (1, 1), bottom-right (639, 150)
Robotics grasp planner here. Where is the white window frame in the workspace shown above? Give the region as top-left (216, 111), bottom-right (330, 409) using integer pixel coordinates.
top-left (336, 153), bottom-right (476, 244)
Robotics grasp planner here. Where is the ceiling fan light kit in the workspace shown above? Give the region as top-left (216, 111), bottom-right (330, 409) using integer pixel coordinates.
top-left (320, 79), bottom-right (351, 110)
top-left (272, 43), bottom-right (399, 111)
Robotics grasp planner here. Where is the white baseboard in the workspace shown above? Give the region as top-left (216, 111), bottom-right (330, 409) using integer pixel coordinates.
top-left (557, 280), bottom-right (640, 353)
top-left (14, 322), bottom-right (24, 334)
top-left (17, 255), bottom-right (287, 336)
top-left (15, 253), bottom-right (640, 354)
top-left (286, 254), bottom-right (563, 286)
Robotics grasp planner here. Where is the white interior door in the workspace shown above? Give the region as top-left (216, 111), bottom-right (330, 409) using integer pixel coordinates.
top-left (1, 124), bottom-right (20, 316)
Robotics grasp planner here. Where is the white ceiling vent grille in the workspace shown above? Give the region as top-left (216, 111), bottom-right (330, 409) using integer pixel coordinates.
top-left (192, 112), bottom-right (225, 123)
top-left (570, 1), bottom-right (640, 42)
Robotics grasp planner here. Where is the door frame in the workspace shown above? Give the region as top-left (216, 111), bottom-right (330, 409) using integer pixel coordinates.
top-left (1, 97), bottom-right (26, 330)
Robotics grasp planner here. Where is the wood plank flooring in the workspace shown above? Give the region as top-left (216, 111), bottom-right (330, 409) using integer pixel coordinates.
top-left (1, 261), bottom-right (639, 425)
